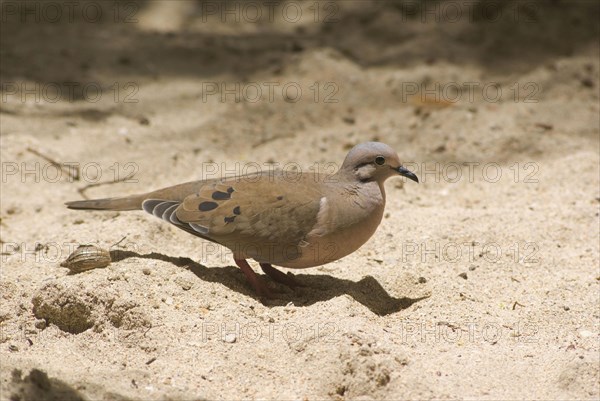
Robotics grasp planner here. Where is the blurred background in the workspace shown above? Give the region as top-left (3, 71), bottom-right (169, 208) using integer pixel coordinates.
top-left (1, 1), bottom-right (599, 400)
top-left (2, 0), bottom-right (598, 173)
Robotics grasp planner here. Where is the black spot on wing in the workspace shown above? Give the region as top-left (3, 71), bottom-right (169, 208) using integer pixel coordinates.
top-left (233, 206), bottom-right (241, 215)
top-left (212, 191), bottom-right (231, 200)
top-left (199, 201), bottom-right (218, 211)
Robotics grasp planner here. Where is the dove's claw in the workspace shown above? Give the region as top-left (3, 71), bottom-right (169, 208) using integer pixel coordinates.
top-left (259, 263), bottom-right (302, 288)
top-left (234, 259), bottom-right (274, 299)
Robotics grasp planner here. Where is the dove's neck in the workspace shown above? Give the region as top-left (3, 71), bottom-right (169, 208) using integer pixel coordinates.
top-left (358, 179), bottom-right (386, 211)
top-left (333, 169), bottom-right (387, 207)
top-left (334, 178), bottom-right (386, 227)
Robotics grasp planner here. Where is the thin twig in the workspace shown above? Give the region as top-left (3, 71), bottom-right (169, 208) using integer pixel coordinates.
top-left (77, 174), bottom-right (134, 199)
top-left (26, 147), bottom-right (80, 180)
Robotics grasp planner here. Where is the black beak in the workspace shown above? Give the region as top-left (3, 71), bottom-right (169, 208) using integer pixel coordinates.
top-left (396, 166), bottom-right (419, 183)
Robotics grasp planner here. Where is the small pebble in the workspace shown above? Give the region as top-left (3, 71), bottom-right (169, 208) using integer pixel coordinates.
top-left (458, 273), bottom-right (468, 280)
top-left (223, 333), bottom-right (236, 343)
top-left (581, 78), bottom-right (594, 88)
top-left (417, 277), bottom-right (427, 284)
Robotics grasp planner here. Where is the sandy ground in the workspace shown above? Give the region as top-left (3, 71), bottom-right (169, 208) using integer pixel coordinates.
top-left (1, 1), bottom-right (599, 400)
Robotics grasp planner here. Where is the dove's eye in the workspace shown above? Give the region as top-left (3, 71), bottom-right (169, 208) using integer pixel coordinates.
top-left (375, 156), bottom-right (386, 165)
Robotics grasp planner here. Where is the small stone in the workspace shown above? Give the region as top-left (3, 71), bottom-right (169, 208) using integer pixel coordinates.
top-left (417, 277), bottom-right (427, 284)
top-left (563, 306), bottom-right (570, 311)
top-left (34, 320), bottom-right (46, 329)
top-left (118, 56), bottom-right (131, 65)
top-left (223, 333), bottom-right (236, 343)
top-left (581, 77), bottom-right (594, 88)
top-left (142, 268), bottom-right (151, 275)
top-left (290, 42), bottom-right (304, 52)
top-left (165, 297), bottom-right (174, 305)
top-left (458, 273), bottom-right (468, 280)
top-left (8, 345), bottom-right (18, 352)
top-left (534, 122), bottom-right (553, 131)
top-left (174, 277), bottom-right (193, 291)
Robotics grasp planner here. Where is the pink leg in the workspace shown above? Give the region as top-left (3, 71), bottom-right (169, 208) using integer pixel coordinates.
top-left (234, 259), bottom-right (273, 298)
top-left (259, 263), bottom-right (302, 288)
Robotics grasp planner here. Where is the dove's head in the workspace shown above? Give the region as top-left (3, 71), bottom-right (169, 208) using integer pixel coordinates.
top-left (340, 142), bottom-right (419, 184)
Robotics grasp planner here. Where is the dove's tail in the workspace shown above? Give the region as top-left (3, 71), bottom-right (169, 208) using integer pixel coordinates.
top-left (65, 195), bottom-right (146, 211)
top-left (65, 180), bottom-right (206, 211)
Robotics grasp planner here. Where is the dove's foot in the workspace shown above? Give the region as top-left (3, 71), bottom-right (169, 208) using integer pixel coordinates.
top-left (259, 263), bottom-right (302, 288)
top-left (234, 259), bottom-right (273, 299)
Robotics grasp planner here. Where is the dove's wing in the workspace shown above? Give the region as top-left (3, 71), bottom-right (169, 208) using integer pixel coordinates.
top-left (142, 172), bottom-right (326, 249)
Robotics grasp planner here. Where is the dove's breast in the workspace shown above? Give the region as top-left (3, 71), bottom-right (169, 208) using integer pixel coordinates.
top-left (272, 181), bottom-right (386, 268)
